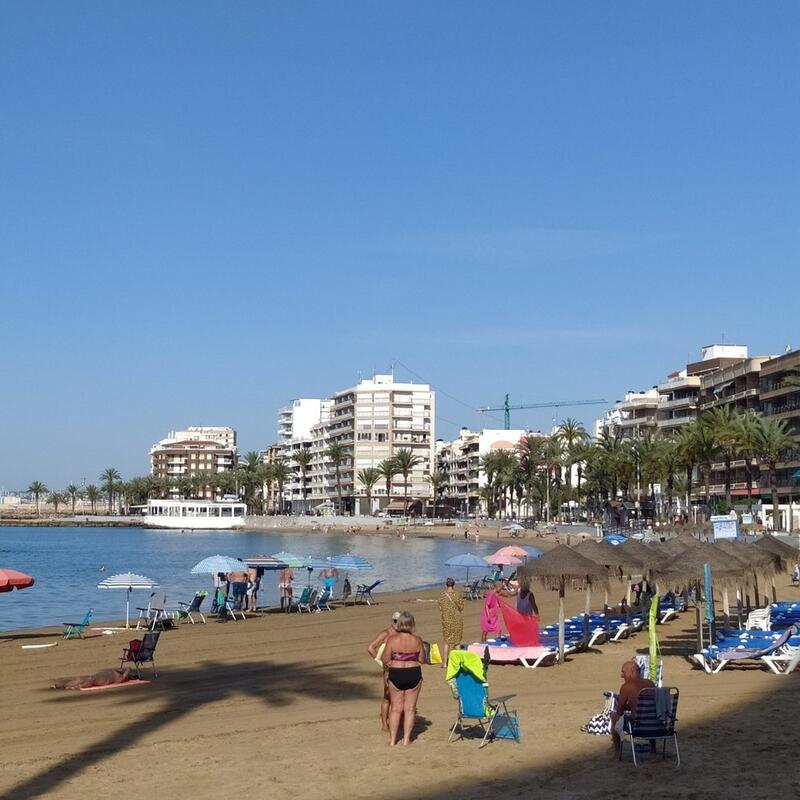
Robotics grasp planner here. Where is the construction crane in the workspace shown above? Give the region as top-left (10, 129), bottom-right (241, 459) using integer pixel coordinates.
top-left (476, 395), bottom-right (608, 430)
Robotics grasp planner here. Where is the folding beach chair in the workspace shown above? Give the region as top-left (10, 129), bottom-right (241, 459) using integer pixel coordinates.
top-left (313, 587), bottom-right (334, 612)
top-left (63, 608), bottom-right (93, 639)
top-left (463, 579), bottom-right (480, 601)
top-left (120, 632), bottom-right (161, 678)
top-left (447, 651), bottom-right (520, 748)
top-left (176, 591), bottom-right (207, 624)
top-left (298, 588), bottom-right (317, 613)
top-left (289, 586), bottom-right (311, 613)
top-left (137, 593), bottom-right (168, 630)
top-left (619, 686), bottom-right (679, 767)
top-left (355, 580), bottom-right (381, 605)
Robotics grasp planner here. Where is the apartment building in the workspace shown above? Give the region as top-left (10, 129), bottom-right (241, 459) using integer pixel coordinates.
top-left (759, 349), bottom-right (800, 529)
top-left (150, 426), bottom-right (238, 496)
top-left (436, 428), bottom-right (526, 516)
top-left (595, 389), bottom-right (660, 439)
top-left (276, 374), bottom-right (435, 515)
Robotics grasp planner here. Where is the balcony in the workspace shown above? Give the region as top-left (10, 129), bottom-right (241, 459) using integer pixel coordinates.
top-left (763, 396), bottom-right (800, 418)
top-left (656, 417), bottom-right (693, 429)
top-left (658, 396), bottom-right (698, 411)
top-left (616, 416), bottom-right (657, 429)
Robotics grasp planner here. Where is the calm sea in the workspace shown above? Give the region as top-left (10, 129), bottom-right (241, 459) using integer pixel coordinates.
top-left (0, 527), bottom-right (498, 631)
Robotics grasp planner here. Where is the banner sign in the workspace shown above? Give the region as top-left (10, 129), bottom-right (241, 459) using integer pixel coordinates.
top-left (711, 514), bottom-right (739, 541)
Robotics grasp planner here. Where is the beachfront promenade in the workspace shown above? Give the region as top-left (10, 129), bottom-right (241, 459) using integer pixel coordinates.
top-left (1, 570), bottom-right (798, 800)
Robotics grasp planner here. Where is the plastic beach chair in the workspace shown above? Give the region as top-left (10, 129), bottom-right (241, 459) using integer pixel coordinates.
top-left (298, 588), bottom-right (317, 613)
top-left (313, 587), bottom-right (334, 612)
top-left (619, 687), bottom-right (680, 767)
top-left (762, 646), bottom-right (800, 675)
top-left (694, 627), bottom-right (794, 674)
top-left (448, 654), bottom-right (520, 748)
top-left (120, 632), bottom-right (161, 678)
top-left (290, 586), bottom-right (311, 613)
top-left (176, 591), bottom-right (207, 624)
top-left (63, 608), bottom-right (93, 639)
top-left (355, 580), bottom-right (381, 605)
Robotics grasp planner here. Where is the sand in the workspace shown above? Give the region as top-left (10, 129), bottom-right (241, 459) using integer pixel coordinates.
top-left (1, 577), bottom-right (799, 800)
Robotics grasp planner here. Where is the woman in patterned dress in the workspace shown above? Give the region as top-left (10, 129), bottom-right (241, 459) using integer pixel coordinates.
top-left (437, 577), bottom-right (464, 666)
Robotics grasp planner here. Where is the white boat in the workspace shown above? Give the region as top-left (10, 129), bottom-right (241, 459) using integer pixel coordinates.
top-left (144, 498), bottom-right (247, 530)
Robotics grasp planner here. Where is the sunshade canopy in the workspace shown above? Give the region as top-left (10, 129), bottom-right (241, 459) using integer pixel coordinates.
top-left (97, 572), bottom-right (159, 590)
top-left (518, 545), bottom-right (609, 588)
top-left (243, 555), bottom-right (289, 570)
top-left (327, 554), bottom-right (373, 571)
top-left (190, 555), bottom-right (246, 575)
top-left (444, 553), bottom-right (492, 569)
top-left (485, 553), bottom-right (522, 566)
top-left (574, 540), bottom-right (643, 572)
top-left (0, 568), bottom-right (35, 593)
top-left (492, 545), bottom-right (530, 559)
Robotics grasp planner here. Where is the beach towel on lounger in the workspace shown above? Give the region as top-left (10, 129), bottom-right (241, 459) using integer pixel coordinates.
top-left (499, 601), bottom-right (540, 647)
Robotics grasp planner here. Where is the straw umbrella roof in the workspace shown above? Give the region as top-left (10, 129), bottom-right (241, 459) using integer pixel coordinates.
top-left (657, 535), bottom-right (703, 558)
top-left (754, 535), bottom-right (799, 562)
top-left (714, 539), bottom-right (776, 569)
top-left (617, 539), bottom-right (669, 571)
top-left (655, 542), bottom-right (746, 583)
top-left (573, 540), bottom-right (643, 572)
top-left (518, 544), bottom-right (609, 589)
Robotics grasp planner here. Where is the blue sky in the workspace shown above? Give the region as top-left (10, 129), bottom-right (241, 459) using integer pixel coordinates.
top-left (1, 3), bottom-right (799, 488)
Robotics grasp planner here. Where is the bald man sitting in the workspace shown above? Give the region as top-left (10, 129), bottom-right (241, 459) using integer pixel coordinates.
top-left (610, 660), bottom-right (654, 755)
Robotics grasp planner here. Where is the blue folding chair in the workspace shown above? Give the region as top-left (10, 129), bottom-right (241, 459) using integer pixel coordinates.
top-left (448, 661), bottom-right (520, 747)
top-left (63, 608), bottom-right (93, 639)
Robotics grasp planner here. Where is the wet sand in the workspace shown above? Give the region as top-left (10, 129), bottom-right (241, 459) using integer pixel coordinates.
top-left (1, 576), bottom-right (798, 800)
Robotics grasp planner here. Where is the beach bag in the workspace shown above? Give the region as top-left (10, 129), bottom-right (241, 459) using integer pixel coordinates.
top-left (374, 642), bottom-right (386, 666)
top-left (422, 641), bottom-right (442, 665)
top-left (581, 691), bottom-right (615, 736)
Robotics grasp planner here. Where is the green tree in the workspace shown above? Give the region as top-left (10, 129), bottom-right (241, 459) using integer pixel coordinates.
top-left (65, 483), bottom-right (81, 515)
top-left (424, 470), bottom-right (446, 518)
top-left (674, 423), bottom-right (700, 520)
top-left (48, 490), bottom-right (65, 515)
top-left (292, 449), bottom-right (314, 513)
top-left (704, 405), bottom-right (741, 510)
top-left (271, 459), bottom-right (291, 515)
top-left (326, 443), bottom-right (349, 515)
top-left (393, 448), bottom-right (423, 516)
top-left (377, 458), bottom-right (399, 512)
top-left (27, 480), bottom-right (47, 516)
top-left (84, 484), bottom-right (101, 514)
top-left (555, 418), bottom-right (589, 519)
top-left (100, 468), bottom-right (121, 514)
top-left (734, 410), bottom-right (762, 514)
top-left (754, 416), bottom-right (795, 531)
top-left (357, 467), bottom-right (380, 515)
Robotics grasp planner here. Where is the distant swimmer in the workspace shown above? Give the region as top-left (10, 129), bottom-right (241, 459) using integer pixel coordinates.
top-left (99, 565), bottom-right (106, 571)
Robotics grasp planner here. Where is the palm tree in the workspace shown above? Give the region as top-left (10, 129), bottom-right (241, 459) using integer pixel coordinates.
top-left (424, 470), bottom-right (446, 518)
top-left (754, 416), bottom-right (795, 531)
top-left (84, 484), bottom-right (100, 514)
top-left (734, 410), bottom-right (762, 514)
top-left (357, 467), bottom-right (380, 515)
top-left (658, 438), bottom-right (682, 522)
top-left (100, 468), bottom-right (121, 514)
top-left (271, 459), bottom-right (291, 515)
top-left (256, 462), bottom-right (275, 514)
top-left (516, 434), bottom-right (546, 502)
top-left (393, 448), bottom-right (423, 516)
top-left (479, 451), bottom-right (503, 517)
top-left (65, 483), bottom-right (81, 515)
top-left (292, 449), bottom-right (314, 514)
top-left (674, 424), bottom-right (699, 520)
top-left (326, 443), bottom-right (348, 515)
top-left (556, 418), bottom-right (588, 518)
top-left (691, 422), bottom-right (719, 517)
top-left (377, 458), bottom-right (399, 512)
top-left (704, 406), bottom-right (741, 510)
top-left (27, 481), bottom-right (47, 516)
top-left (48, 491), bottom-right (65, 516)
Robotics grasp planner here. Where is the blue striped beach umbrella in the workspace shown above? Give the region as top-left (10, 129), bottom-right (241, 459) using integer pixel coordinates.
top-left (97, 572), bottom-right (159, 628)
top-left (190, 555), bottom-right (246, 574)
top-left (243, 555), bottom-right (289, 570)
top-left (327, 554), bottom-right (373, 571)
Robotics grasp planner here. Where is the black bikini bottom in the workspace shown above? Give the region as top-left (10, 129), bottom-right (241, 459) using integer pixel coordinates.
top-left (388, 666), bottom-right (422, 691)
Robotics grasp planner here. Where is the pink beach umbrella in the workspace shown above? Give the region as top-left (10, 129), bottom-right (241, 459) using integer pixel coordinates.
top-left (0, 568), bottom-right (35, 593)
top-left (492, 546), bottom-right (530, 560)
top-left (485, 553), bottom-right (523, 567)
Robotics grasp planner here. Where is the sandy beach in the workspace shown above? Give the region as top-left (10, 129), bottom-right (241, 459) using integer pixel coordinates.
top-left (2, 571), bottom-right (799, 800)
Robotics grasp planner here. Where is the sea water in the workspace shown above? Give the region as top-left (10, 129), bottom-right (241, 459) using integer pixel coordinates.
top-left (0, 526), bottom-right (499, 631)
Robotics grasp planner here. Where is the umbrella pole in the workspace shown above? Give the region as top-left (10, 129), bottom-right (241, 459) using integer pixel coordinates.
top-left (558, 576), bottom-right (566, 664)
top-left (722, 586), bottom-right (730, 628)
top-left (752, 573), bottom-right (760, 608)
top-left (126, 588), bottom-right (131, 629)
top-left (770, 575), bottom-right (777, 605)
top-left (694, 581), bottom-right (703, 653)
top-left (583, 581), bottom-right (592, 644)
top-left (736, 586), bottom-right (743, 629)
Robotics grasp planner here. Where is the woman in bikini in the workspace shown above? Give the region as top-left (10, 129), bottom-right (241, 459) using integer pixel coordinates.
top-left (381, 611), bottom-right (425, 746)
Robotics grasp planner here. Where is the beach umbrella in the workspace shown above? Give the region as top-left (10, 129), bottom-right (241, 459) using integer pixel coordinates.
top-left (754, 535), bottom-right (799, 563)
top-left (190, 555), bottom-right (246, 575)
top-left (0, 568), bottom-right (34, 593)
top-left (243, 555), bottom-right (289, 570)
top-left (326, 554), bottom-right (373, 571)
top-left (97, 572), bottom-right (159, 628)
top-left (272, 552), bottom-right (314, 568)
top-left (485, 552), bottom-right (522, 567)
top-left (603, 534), bottom-right (627, 546)
top-left (574, 540), bottom-right (644, 610)
top-left (518, 545), bottom-right (609, 663)
top-left (492, 545), bottom-right (530, 560)
top-left (501, 523), bottom-right (525, 533)
top-left (445, 552), bottom-right (492, 581)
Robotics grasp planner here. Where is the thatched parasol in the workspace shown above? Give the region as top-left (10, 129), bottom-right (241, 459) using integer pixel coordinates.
top-left (754, 534), bottom-right (799, 562)
top-left (657, 534), bottom-right (703, 558)
top-left (618, 539), bottom-right (669, 572)
top-left (574, 540), bottom-right (644, 609)
top-left (518, 545), bottom-right (609, 663)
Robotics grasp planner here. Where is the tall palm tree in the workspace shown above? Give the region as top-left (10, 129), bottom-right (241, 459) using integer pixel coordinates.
top-left (292, 449), bottom-right (314, 514)
top-left (271, 459), bottom-right (291, 515)
top-left (256, 462), bottom-right (275, 514)
top-left (658, 438), bottom-right (682, 522)
top-left (357, 467), bottom-right (380, 515)
top-left (754, 416), bottom-right (795, 531)
top-left (65, 483), bottom-right (81, 515)
top-left (556, 418), bottom-right (588, 518)
top-left (690, 423), bottom-right (719, 517)
top-left (734, 410), bottom-right (762, 513)
top-left (84, 484), bottom-right (100, 514)
top-left (27, 481), bottom-right (47, 516)
top-left (424, 470), bottom-right (446, 519)
top-left (704, 406), bottom-right (741, 510)
top-left (516, 434), bottom-right (546, 502)
top-left (674, 424), bottom-right (699, 520)
top-left (326, 443), bottom-right (348, 515)
top-left (377, 458), bottom-right (399, 512)
top-left (479, 451), bottom-right (503, 517)
top-left (100, 468), bottom-right (121, 514)
top-left (393, 448), bottom-right (423, 516)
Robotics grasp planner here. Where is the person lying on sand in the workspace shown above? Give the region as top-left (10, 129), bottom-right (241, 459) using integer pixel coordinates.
top-left (52, 667), bottom-right (133, 690)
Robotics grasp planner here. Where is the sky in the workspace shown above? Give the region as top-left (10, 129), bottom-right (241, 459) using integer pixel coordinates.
top-left (1, 2), bottom-right (799, 489)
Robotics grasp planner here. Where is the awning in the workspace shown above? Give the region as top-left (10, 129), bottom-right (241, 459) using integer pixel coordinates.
top-left (712, 380), bottom-right (734, 396)
top-left (385, 500), bottom-right (408, 510)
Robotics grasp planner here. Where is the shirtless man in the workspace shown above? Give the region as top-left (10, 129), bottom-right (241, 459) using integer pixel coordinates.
top-left (367, 611), bottom-right (400, 732)
top-left (52, 667), bottom-right (133, 690)
top-left (611, 660), bottom-right (655, 755)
